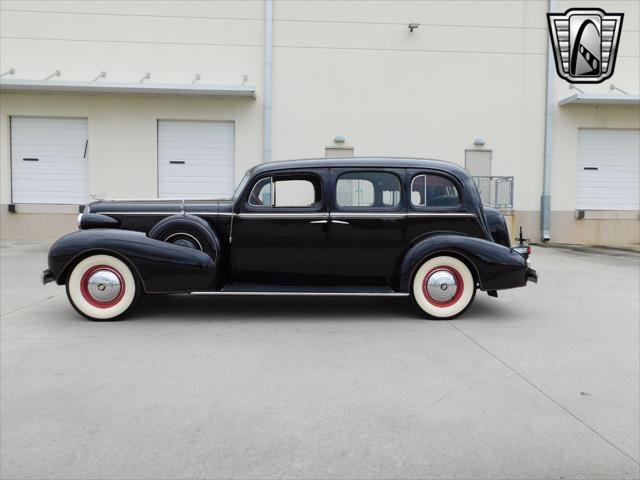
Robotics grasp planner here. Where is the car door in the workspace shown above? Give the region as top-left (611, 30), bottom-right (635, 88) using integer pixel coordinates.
top-left (232, 169), bottom-right (330, 284)
top-left (328, 168), bottom-right (407, 286)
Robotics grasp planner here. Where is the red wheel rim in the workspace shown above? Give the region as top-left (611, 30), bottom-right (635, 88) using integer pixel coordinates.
top-left (80, 265), bottom-right (126, 308)
top-left (422, 266), bottom-right (464, 307)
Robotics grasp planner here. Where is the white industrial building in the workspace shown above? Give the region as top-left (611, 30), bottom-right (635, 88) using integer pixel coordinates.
top-left (0, 0), bottom-right (638, 245)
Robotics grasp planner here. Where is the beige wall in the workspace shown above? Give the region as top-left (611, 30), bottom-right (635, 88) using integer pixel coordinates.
top-left (270, 0), bottom-right (548, 212)
top-left (0, 1), bottom-right (265, 85)
top-left (0, 0), bottom-right (265, 239)
top-left (1, 0), bottom-right (639, 245)
top-left (0, 93), bottom-right (261, 204)
top-left (0, 93), bottom-right (262, 239)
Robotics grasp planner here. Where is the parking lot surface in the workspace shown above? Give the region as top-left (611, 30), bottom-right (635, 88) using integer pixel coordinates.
top-left (1, 241), bottom-right (639, 480)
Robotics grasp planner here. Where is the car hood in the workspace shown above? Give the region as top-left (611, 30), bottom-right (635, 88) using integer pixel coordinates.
top-left (88, 198), bottom-right (229, 216)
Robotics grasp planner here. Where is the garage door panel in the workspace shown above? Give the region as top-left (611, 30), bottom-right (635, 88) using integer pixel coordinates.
top-left (10, 117), bottom-right (89, 204)
top-left (12, 144), bottom-right (86, 155)
top-left (576, 129), bottom-right (640, 211)
top-left (158, 120), bottom-right (235, 199)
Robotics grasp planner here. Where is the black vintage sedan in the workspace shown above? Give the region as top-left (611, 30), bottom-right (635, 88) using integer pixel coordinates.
top-left (43, 157), bottom-right (537, 321)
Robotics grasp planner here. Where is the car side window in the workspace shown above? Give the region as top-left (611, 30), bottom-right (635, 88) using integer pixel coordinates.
top-left (411, 174), bottom-right (460, 207)
top-left (248, 175), bottom-right (321, 208)
top-left (336, 172), bottom-right (401, 208)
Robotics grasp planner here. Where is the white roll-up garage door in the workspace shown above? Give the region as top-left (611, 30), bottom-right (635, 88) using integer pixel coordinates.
top-left (576, 129), bottom-right (640, 211)
top-left (158, 120), bottom-right (235, 199)
top-left (10, 116), bottom-right (89, 204)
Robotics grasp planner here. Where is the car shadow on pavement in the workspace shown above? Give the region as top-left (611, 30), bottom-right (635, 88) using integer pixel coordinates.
top-left (129, 292), bottom-right (514, 323)
top-left (134, 294), bottom-right (418, 322)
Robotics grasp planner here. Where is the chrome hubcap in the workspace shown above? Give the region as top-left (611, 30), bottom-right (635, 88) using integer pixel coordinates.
top-left (165, 233), bottom-right (202, 251)
top-left (173, 238), bottom-right (197, 249)
top-left (86, 270), bottom-right (122, 303)
top-left (426, 270), bottom-right (458, 302)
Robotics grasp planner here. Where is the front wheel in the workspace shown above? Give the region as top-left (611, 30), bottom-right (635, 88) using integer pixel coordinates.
top-left (66, 254), bottom-right (142, 321)
top-left (411, 256), bottom-right (476, 320)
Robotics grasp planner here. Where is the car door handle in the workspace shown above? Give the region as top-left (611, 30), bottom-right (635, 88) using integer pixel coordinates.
top-left (331, 220), bottom-right (349, 225)
top-left (309, 220), bottom-right (328, 224)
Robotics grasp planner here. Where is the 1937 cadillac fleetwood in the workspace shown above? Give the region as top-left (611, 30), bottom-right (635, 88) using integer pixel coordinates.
top-left (42, 157), bottom-right (537, 321)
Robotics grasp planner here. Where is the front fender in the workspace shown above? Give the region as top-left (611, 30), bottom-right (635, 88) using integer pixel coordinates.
top-left (398, 234), bottom-right (528, 292)
top-left (48, 229), bottom-right (216, 293)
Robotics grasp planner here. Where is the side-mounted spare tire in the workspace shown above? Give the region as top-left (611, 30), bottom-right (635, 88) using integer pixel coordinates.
top-left (148, 214), bottom-right (221, 265)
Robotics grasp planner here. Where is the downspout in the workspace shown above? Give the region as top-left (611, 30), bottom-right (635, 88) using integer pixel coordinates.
top-left (541, 0), bottom-right (556, 241)
top-left (263, 0), bottom-right (273, 163)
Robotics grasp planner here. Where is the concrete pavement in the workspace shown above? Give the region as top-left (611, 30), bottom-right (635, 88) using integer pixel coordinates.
top-left (1, 241), bottom-right (639, 479)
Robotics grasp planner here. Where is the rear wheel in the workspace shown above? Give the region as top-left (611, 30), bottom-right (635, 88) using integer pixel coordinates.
top-left (411, 255), bottom-right (476, 320)
top-left (66, 254), bottom-right (142, 321)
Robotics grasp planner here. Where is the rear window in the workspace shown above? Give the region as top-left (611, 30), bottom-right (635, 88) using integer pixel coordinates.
top-left (411, 174), bottom-right (460, 207)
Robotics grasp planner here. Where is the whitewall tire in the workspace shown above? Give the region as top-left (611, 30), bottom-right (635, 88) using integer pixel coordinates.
top-left (66, 254), bottom-right (141, 321)
top-left (411, 256), bottom-right (476, 320)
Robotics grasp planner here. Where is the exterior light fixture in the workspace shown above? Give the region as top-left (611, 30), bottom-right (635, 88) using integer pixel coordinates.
top-left (44, 70), bottom-right (61, 80)
top-left (408, 23), bottom-right (419, 32)
top-left (334, 135), bottom-right (346, 143)
top-left (473, 138), bottom-right (485, 147)
top-left (610, 84), bottom-right (629, 94)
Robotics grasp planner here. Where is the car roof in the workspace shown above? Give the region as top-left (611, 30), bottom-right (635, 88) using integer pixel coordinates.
top-left (249, 156), bottom-right (471, 179)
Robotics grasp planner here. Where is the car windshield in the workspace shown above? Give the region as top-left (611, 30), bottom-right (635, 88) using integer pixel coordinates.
top-left (231, 173), bottom-right (250, 201)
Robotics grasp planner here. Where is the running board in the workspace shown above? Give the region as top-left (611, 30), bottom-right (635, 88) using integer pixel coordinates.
top-left (190, 283), bottom-right (409, 297)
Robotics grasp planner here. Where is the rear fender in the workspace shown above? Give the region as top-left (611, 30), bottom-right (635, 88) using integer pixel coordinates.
top-left (48, 229), bottom-right (216, 293)
top-left (398, 234), bottom-right (528, 292)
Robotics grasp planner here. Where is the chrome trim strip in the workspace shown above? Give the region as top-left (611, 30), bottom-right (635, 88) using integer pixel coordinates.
top-left (330, 212), bottom-right (475, 219)
top-left (190, 291), bottom-right (409, 297)
top-left (237, 212), bottom-right (329, 219)
top-left (94, 211), bottom-right (474, 218)
top-left (96, 211), bottom-right (220, 215)
top-left (331, 212), bottom-right (406, 218)
top-left (407, 212), bottom-right (475, 218)
top-left (97, 211), bottom-right (178, 215)
top-left (90, 197), bottom-right (220, 202)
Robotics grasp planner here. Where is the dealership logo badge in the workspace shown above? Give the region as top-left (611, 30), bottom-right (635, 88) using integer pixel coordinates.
top-left (547, 8), bottom-right (623, 83)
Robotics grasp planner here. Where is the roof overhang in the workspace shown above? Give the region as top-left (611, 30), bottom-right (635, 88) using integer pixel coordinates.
top-left (558, 93), bottom-right (640, 106)
top-left (0, 79), bottom-right (256, 98)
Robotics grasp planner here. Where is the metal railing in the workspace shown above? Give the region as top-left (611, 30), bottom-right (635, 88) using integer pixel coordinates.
top-left (472, 176), bottom-right (514, 209)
